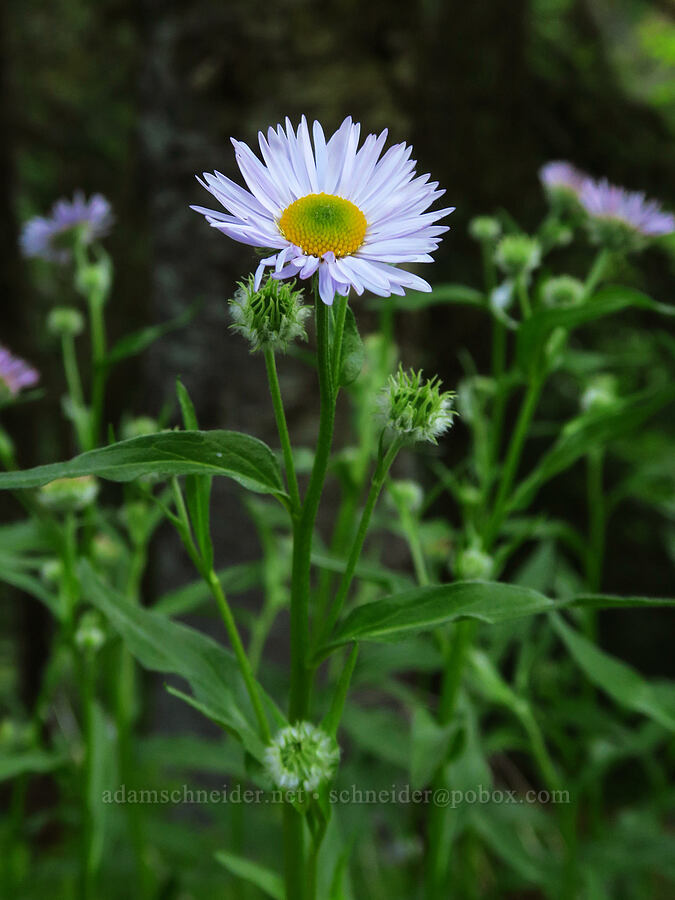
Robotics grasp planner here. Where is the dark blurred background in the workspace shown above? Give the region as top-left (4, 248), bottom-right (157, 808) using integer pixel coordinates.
top-left (2, 0), bottom-right (674, 709)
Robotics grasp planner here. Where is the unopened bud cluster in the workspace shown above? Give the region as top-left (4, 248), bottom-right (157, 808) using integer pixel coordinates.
top-left (468, 216), bottom-right (501, 243)
top-left (48, 307), bottom-right (85, 337)
top-left (379, 366), bottom-right (455, 445)
top-left (264, 722), bottom-right (339, 792)
top-left (495, 235), bottom-right (541, 278)
top-left (454, 545), bottom-right (493, 580)
top-left (230, 275), bottom-right (310, 352)
top-left (541, 276), bottom-right (585, 308)
top-left (38, 475), bottom-right (99, 513)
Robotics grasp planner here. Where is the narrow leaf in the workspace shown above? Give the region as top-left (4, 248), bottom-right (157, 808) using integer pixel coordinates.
top-left (215, 851), bottom-right (284, 900)
top-left (0, 430), bottom-right (286, 497)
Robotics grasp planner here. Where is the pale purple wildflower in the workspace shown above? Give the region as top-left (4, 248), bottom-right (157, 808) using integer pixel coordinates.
top-left (192, 116), bottom-right (454, 306)
top-left (20, 192), bottom-right (113, 264)
top-left (0, 346), bottom-right (39, 397)
top-left (539, 161), bottom-right (587, 199)
top-left (579, 179), bottom-right (675, 240)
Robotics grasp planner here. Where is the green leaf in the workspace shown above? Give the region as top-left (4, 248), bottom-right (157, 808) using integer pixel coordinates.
top-left (0, 749), bottom-right (66, 782)
top-left (552, 614), bottom-right (675, 731)
top-left (0, 431), bottom-right (286, 498)
top-left (0, 567), bottom-right (61, 617)
top-left (80, 561), bottom-right (277, 759)
top-left (339, 306), bottom-right (365, 386)
top-left (215, 851), bottom-right (283, 900)
top-left (370, 283), bottom-right (485, 312)
top-left (517, 285), bottom-right (675, 369)
top-left (510, 384), bottom-right (675, 513)
top-left (104, 304), bottom-right (197, 368)
top-left (321, 582), bottom-right (558, 653)
top-left (321, 582), bottom-right (675, 656)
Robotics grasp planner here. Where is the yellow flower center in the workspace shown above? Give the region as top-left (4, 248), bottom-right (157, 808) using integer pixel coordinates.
top-left (278, 193), bottom-right (367, 258)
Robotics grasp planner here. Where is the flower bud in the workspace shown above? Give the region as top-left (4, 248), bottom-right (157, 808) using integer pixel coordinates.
top-left (38, 475), bottom-right (99, 513)
top-left (48, 307), bottom-right (85, 337)
top-left (264, 722), bottom-right (339, 792)
top-left (0, 428), bottom-right (15, 464)
top-left (468, 216), bottom-right (501, 243)
top-left (75, 255), bottom-right (112, 301)
top-left (40, 558), bottom-right (64, 585)
top-left (387, 479), bottom-right (424, 515)
top-left (75, 611), bottom-right (106, 654)
top-left (495, 235), bottom-right (541, 278)
top-left (541, 275), bottom-right (585, 308)
top-left (453, 545), bottom-right (493, 580)
top-left (581, 374), bottom-right (619, 413)
top-left (230, 275), bottom-right (310, 352)
top-left (92, 533), bottom-right (124, 567)
top-left (379, 366), bottom-right (455, 445)
top-left (122, 416), bottom-right (159, 440)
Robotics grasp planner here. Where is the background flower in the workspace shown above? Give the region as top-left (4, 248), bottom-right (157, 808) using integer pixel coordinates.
top-left (0, 345), bottom-right (39, 398)
top-left (20, 192), bottom-right (113, 263)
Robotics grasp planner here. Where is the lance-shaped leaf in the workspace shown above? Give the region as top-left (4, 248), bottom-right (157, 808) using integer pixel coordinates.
top-left (369, 283), bottom-right (485, 312)
top-left (552, 614), bottom-right (675, 732)
top-left (0, 430), bottom-right (286, 497)
top-left (517, 285), bottom-right (675, 369)
top-left (319, 583), bottom-right (675, 656)
top-left (80, 561), bottom-right (282, 760)
top-left (509, 384), bottom-right (675, 513)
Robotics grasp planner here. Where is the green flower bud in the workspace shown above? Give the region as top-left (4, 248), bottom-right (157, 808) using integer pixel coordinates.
top-left (264, 722), bottom-right (339, 792)
top-left (495, 235), bottom-right (541, 277)
top-left (468, 216), bottom-right (501, 243)
top-left (230, 275), bottom-right (310, 352)
top-left (122, 416), bottom-right (159, 440)
top-left (39, 475), bottom-right (99, 513)
top-left (92, 533), bottom-right (124, 567)
top-left (581, 374), bottom-right (619, 413)
top-left (387, 479), bottom-right (424, 515)
top-left (379, 366), bottom-right (456, 445)
top-left (123, 501), bottom-right (150, 546)
top-left (74, 611), bottom-right (106, 654)
top-left (541, 275), bottom-right (585, 308)
top-left (75, 255), bottom-right (112, 301)
top-left (40, 558), bottom-right (64, 585)
top-left (454, 545), bottom-right (493, 580)
top-left (48, 307), bottom-right (85, 337)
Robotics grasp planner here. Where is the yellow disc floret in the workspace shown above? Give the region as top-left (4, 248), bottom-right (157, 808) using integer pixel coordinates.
top-left (278, 193), bottom-right (367, 258)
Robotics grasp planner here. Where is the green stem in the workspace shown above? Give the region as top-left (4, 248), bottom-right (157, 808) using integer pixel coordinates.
top-left (171, 478), bottom-right (270, 740)
top-left (586, 447), bottom-right (605, 594)
top-left (331, 293), bottom-right (348, 390)
top-left (288, 285), bottom-right (337, 721)
top-left (318, 439), bottom-right (401, 651)
top-left (486, 373), bottom-right (543, 546)
top-left (264, 347), bottom-right (300, 513)
top-left (79, 652), bottom-right (97, 900)
top-left (398, 504), bottom-right (430, 587)
top-left (207, 567), bottom-right (270, 742)
top-left (584, 248), bottom-right (610, 298)
top-left (516, 274), bottom-right (532, 319)
top-left (60, 333), bottom-right (89, 451)
top-left (283, 804), bottom-right (305, 900)
top-left (87, 293), bottom-right (106, 448)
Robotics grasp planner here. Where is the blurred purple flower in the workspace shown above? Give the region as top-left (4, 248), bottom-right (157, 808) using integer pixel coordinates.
top-left (20, 192), bottom-right (113, 264)
top-left (0, 346), bottom-right (39, 397)
top-left (539, 161), bottom-right (587, 198)
top-left (579, 179), bottom-right (675, 239)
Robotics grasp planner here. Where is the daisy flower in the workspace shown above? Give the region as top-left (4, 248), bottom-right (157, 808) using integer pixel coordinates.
top-left (192, 116), bottom-right (454, 306)
top-left (579, 178), bottom-right (675, 246)
top-left (539, 161), bottom-right (587, 199)
top-left (0, 346), bottom-right (39, 398)
top-left (20, 192), bottom-right (113, 264)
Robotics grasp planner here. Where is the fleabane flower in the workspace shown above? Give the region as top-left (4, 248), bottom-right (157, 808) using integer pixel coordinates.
top-left (192, 116), bottom-right (454, 306)
top-left (20, 192), bottom-right (113, 264)
top-left (0, 346), bottom-right (39, 400)
top-left (264, 722), bottom-right (339, 793)
top-left (579, 178), bottom-right (675, 251)
top-left (230, 275), bottom-right (310, 352)
top-left (539, 161), bottom-right (587, 208)
top-left (379, 366), bottom-right (455, 445)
